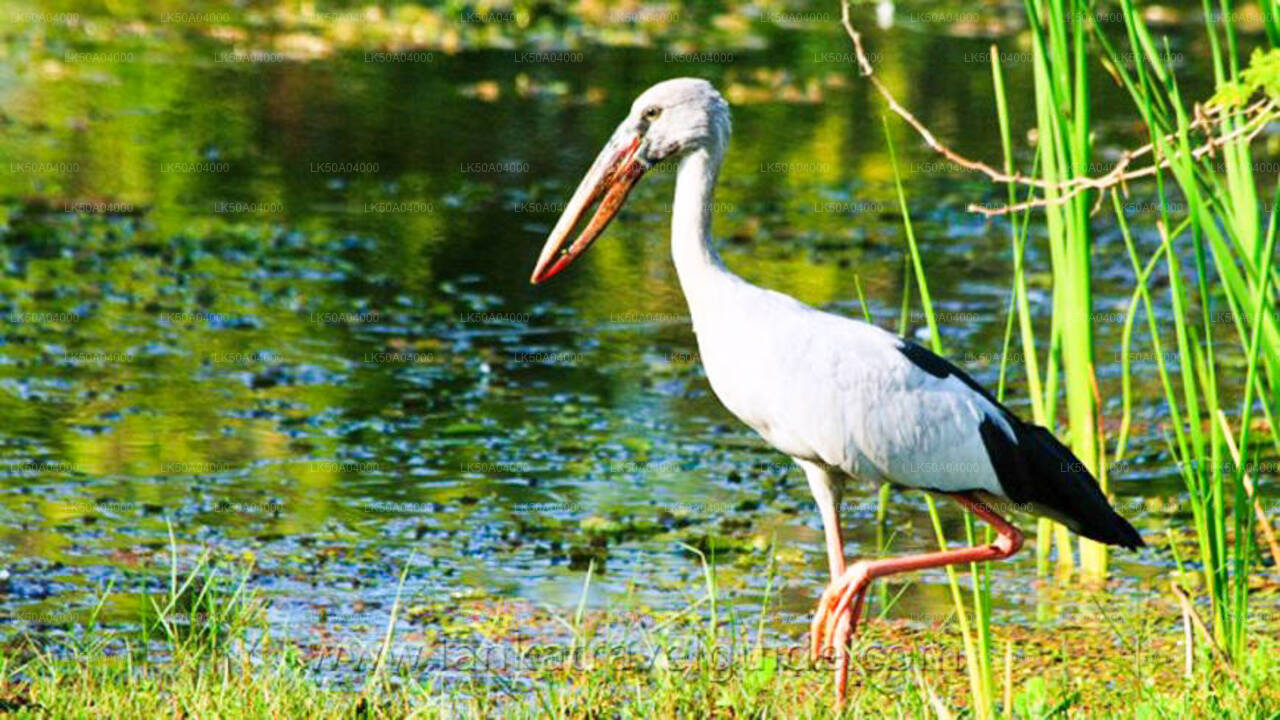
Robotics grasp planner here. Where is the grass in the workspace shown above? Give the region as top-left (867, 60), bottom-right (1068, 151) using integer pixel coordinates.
top-left (2, 2), bottom-right (1275, 718)
top-left (885, 117), bottom-right (998, 720)
top-left (953, 0), bottom-right (1280, 696)
top-left (1, 543), bottom-right (1278, 718)
top-left (1093, 0), bottom-right (1280, 671)
top-left (871, 1), bottom-right (1280, 713)
top-left (1020, 0), bottom-right (1109, 582)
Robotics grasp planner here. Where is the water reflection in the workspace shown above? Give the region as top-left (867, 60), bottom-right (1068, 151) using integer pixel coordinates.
top-left (0, 1), bottom-right (1265, 662)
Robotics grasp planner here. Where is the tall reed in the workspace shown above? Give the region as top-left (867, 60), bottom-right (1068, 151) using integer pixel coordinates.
top-left (1021, 0), bottom-right (1110, 579)
top-left (885, 118), bottom-right (997, 720)
top-left (1096, 0), bottom-right (1279, 666)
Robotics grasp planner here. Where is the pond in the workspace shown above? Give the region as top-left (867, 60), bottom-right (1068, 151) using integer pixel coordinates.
top-left (0, 0), bottom-right (1273, 679)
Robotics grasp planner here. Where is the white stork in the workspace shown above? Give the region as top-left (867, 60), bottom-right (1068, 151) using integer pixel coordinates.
top-left (529, 78), bottom-right (1143, 707)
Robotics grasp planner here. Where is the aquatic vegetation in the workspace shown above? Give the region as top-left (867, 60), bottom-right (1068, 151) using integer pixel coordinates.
top-left (1099, 0), bottom-right (1280, 673)
top-left (837, 0), bottom-right (1279, 713)
top-left (1, 545), bottom-right (1277, 717)
top-left (0, 0), bottom-right (1276, 716)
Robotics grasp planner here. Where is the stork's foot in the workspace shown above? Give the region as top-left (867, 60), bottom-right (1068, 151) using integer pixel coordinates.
top-left (809, 561), bottom-right (873, 709)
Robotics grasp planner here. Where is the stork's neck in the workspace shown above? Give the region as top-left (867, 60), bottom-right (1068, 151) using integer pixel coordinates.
top-left (671, 147), bottom-right (732, 311)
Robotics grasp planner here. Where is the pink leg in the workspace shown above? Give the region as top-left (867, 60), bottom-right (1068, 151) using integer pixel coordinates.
top-left (798, 460), bottom-right (860, 685)
top-left (821, 522), bottom-right (856, 699)
top-left (799, 460), bottom-right (846, 580)
top-left (827, 583), bottom-right (867, 702)
top-left (823, 511), bottom-right (846, 578)
top-left (811, 493), bottom-right (1025, 709)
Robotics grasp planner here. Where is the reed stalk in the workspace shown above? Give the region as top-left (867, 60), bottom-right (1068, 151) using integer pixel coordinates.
top-left (1098, 0), bottom-right (1278, 665)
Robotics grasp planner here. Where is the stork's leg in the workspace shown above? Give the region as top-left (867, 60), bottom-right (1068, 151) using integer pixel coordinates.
top-left (797, 460), bottom-right (846, 579)
top-left (810, 493), bottom-right (1024, 708)
top-left (797, 460), bottom-right (856, 678)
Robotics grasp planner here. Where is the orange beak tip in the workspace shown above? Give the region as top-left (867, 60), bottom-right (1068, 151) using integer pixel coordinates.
top-left (528, 132), bottom-right (645, 284)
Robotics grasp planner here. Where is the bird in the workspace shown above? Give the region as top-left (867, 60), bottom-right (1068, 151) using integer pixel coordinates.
top-left (529, 78), bottom-right (1144, 709)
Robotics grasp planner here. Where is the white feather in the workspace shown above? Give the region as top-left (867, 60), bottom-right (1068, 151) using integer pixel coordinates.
top-left (652, 80), bottom-right (1009, 499)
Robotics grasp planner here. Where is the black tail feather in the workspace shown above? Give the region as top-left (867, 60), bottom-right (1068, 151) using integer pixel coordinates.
top-left (980, 418), bottom-right (1145, 550)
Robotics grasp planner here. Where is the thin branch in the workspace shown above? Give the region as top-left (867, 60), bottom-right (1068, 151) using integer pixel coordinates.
top-left (1170, 582), bottom-right (1242, 685)
top-left (969, 107), bottom-right (1276, 217)
top-left (837, 0), bottom-right (1278, 216)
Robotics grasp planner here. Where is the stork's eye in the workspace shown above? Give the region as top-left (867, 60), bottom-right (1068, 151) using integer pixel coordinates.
top-left (642, 106), bottom-right (662, 122)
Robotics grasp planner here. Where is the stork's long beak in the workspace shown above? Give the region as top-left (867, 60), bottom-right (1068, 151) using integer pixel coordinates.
top-left (530, 127), bottom-right (648, 284)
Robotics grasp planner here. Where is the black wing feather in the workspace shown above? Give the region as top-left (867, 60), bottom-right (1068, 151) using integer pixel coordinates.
top-left (897, 340), bottom-right (1144, 550)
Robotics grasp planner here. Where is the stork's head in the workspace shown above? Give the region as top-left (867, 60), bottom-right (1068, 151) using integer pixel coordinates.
top-left (530, 78), bottom-right (730, 284)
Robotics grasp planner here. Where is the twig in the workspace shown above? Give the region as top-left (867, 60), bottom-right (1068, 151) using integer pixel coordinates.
top-left (969, 109), bottom-right (1276, 217)
top-left (1180, 600), bottom-right (1194, 679)
top-left (836, 0), bottom-right (1278, 217)
top-left (1169, 583), bottom-right (1242, 685)
top-left (912, 665), bottom-right (956, 720)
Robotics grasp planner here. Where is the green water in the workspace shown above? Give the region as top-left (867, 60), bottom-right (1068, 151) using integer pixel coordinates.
top-left (0, 0), bottom-right (1272, 667)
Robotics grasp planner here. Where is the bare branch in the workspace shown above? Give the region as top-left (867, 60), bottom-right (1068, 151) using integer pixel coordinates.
top-left (837, 0), bottom-right (1278, 217)
top-left (968, 106), bottom-right (1276, 217)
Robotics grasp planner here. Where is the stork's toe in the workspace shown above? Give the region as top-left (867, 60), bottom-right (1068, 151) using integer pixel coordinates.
top-left (809, 581), bottom-right (840, 660)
